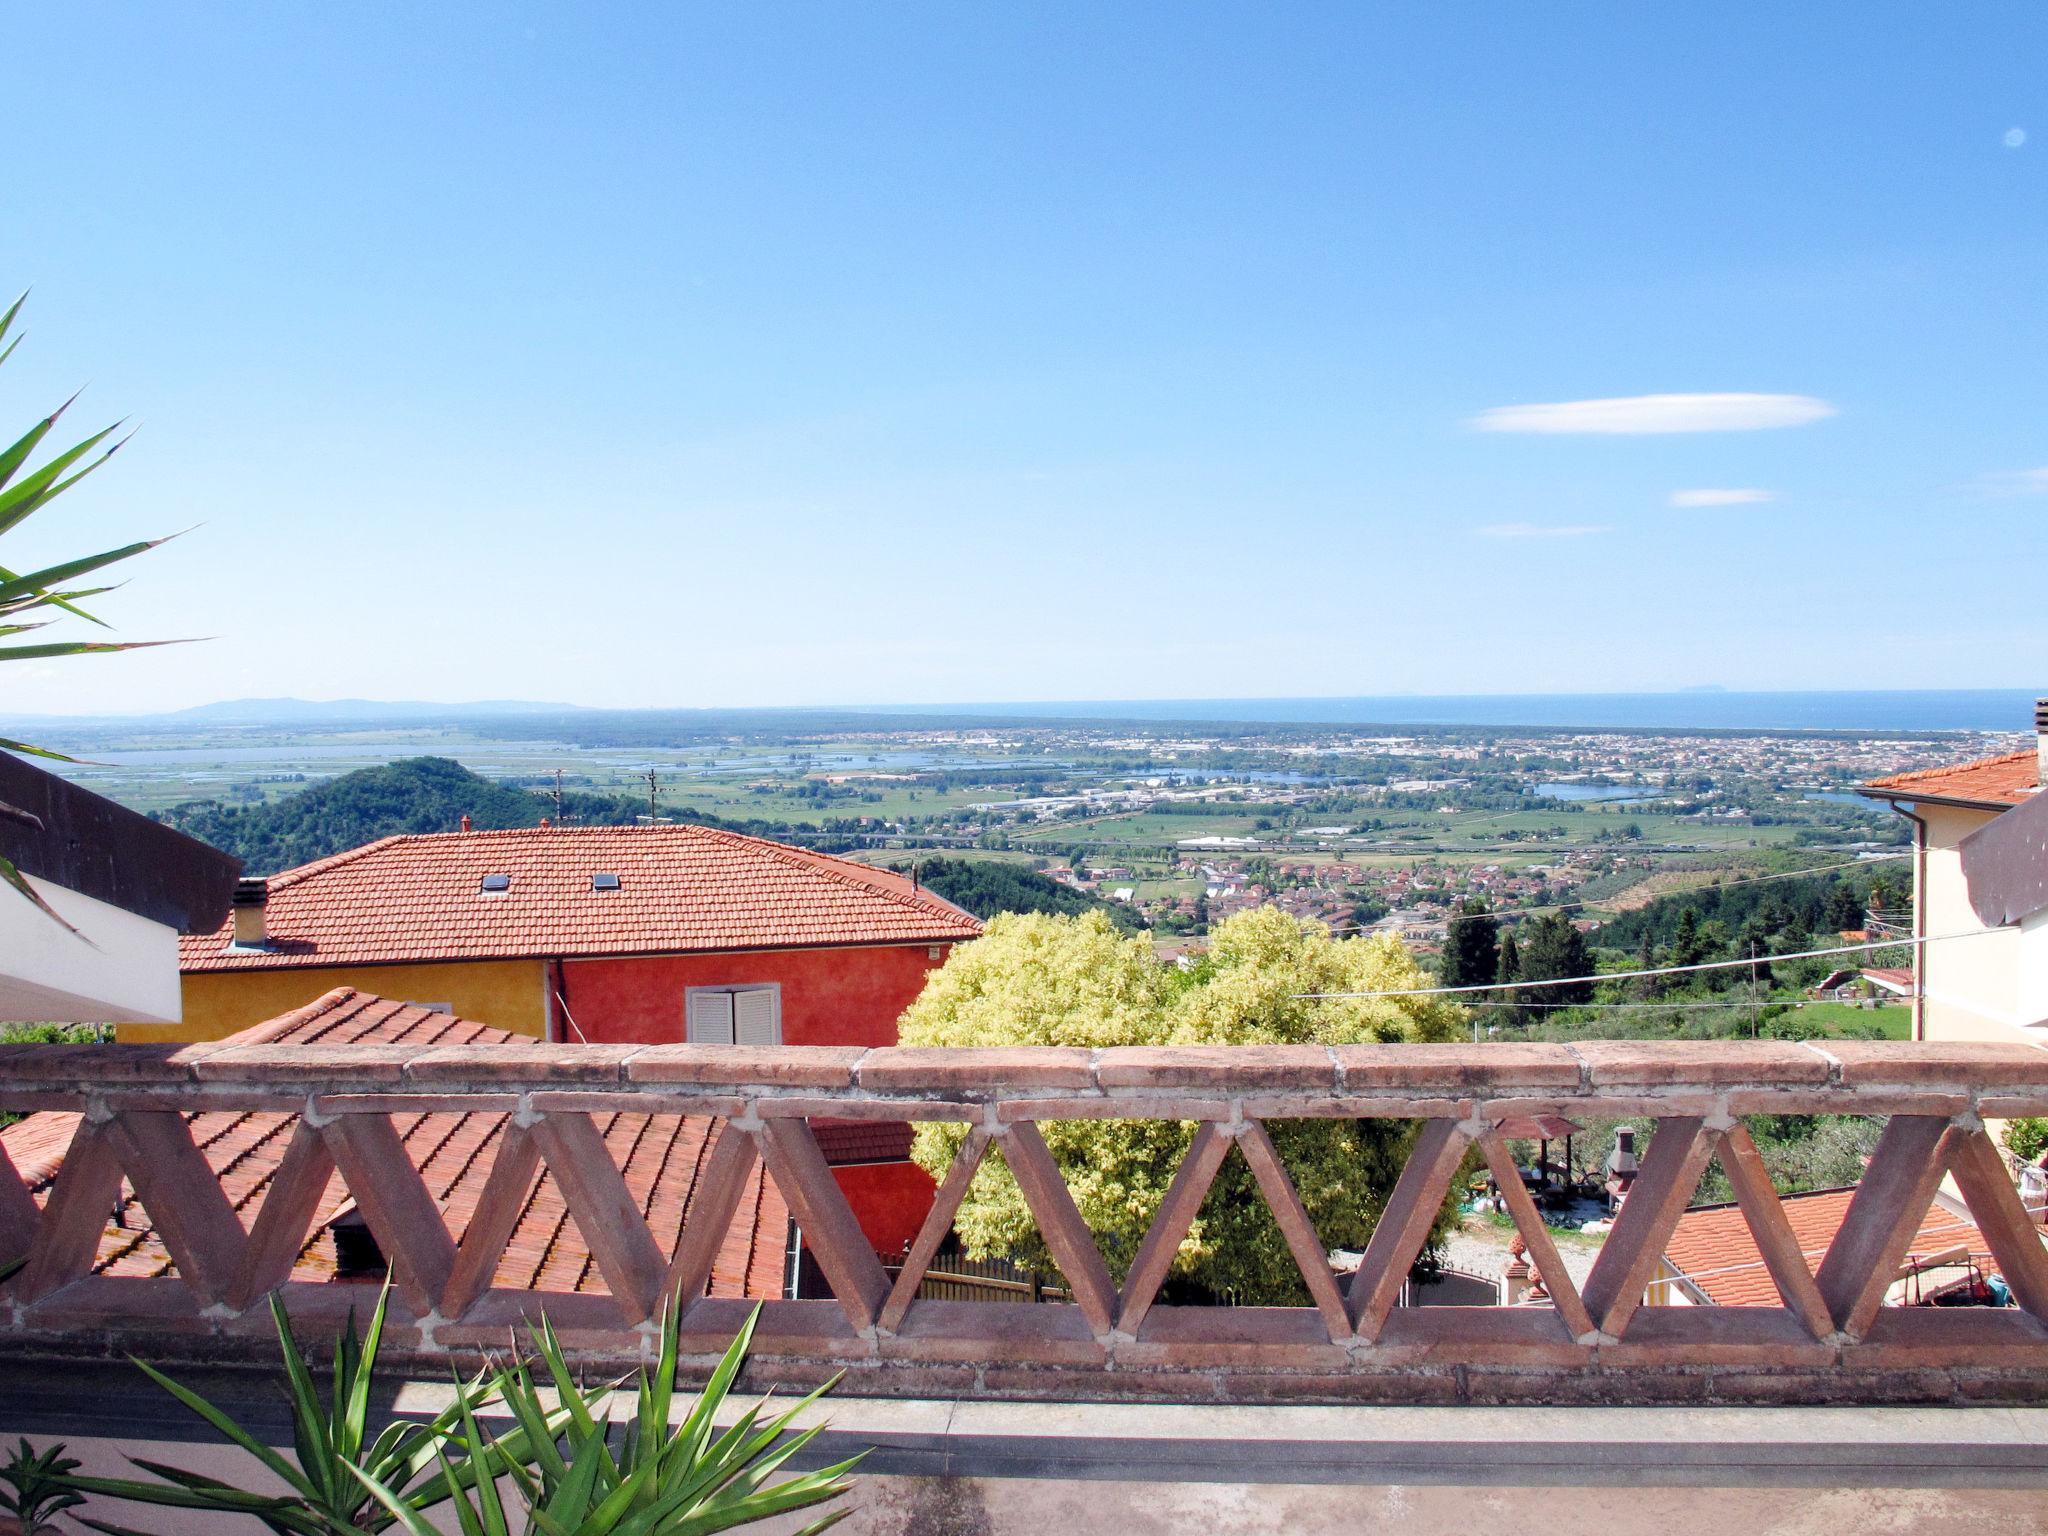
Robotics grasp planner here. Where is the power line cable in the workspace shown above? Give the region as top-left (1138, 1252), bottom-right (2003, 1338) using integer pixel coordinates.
top-left (1298, 928), bottom-right (1967, 1001)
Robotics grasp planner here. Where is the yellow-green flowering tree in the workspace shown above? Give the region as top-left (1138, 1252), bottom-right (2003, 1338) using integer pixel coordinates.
top-left (900, 907), bottom-right (1468, 1305)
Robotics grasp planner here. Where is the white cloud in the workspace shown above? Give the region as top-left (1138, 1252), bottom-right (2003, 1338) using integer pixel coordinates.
top-left (1470, 392), bottom-right (1837, 435)
top-left (1668, 488), bottom-right (1775, 508)
top-left (1979, 466), bottom-right (2048, 496)
top-left (2006, 127), bottom-right (2027, 149)
top-left (1477, 522), bottom-right (1609, 539)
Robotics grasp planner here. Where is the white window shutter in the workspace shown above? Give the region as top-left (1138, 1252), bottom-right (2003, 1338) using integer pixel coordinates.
top-left (734, 987), bottom-right (779, 1046)
top-left (688, 990), bottom-right (734, 1045)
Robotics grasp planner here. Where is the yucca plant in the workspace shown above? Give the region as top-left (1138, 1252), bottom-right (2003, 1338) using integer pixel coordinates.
top-left (351, 1302), bottom-right (862, 1536)
top-left (0, 290), bottom-right (187, 924)
top-left (62, 1282), bottom-right (551, 1536)
top-left (1, 1438), bottom-right (86, 1535)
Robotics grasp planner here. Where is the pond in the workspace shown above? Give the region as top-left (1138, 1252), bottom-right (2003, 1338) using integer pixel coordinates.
top-left (1533, 782), bottom-right (1657, 803)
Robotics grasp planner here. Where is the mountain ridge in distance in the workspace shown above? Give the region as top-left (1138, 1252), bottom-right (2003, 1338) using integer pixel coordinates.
top-left (164, 697), bottom-right (586, 724)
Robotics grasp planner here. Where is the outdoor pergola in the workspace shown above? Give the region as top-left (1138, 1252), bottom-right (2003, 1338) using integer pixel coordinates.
top-left (1493, 1112), bottom-right (1583, 1198)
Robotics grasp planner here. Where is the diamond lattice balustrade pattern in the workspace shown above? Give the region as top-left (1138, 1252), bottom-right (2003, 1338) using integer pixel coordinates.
top-left (4, 1037), bottom-right (2048, 1403)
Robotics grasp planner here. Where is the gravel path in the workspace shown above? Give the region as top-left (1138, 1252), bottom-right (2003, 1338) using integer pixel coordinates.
top-left (1442, 1217), bottom-right (1602, 1289)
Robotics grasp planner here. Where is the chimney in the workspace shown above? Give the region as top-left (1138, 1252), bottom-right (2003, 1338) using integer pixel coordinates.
top-left (1604, 1126), bottom-right (1640, 1206)
top-left (2036, 697), bottom-right (2047, 786)
top-left (539, 816), bottom-right (552, 829)
top-left (231, 876), bottom-right (270, 948)
top-left (460, 814), bottom-right (472, 833)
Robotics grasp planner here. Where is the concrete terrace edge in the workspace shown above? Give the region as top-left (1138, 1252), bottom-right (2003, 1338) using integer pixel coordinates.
top-left (7, 1366), bottom-right (2048, 1490)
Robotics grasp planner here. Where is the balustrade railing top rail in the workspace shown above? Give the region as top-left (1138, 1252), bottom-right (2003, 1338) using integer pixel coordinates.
top-left (5, 1037), bottom-right (2048, 1406)
top-left (5, 1037), bottom-right (2048, 1114)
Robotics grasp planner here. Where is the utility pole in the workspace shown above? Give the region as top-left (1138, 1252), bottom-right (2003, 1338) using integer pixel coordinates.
top-left (1749, 941), bottom-right (1759, 1039)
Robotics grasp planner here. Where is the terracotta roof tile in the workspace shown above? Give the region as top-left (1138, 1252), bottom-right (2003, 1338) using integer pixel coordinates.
top-left (1863, 750), bottom-right (2040, 810)
top-left (181, 825), bottom-right (980, 971)
top-left (1662, 1187), bottom-right (1994, 1306)
top-left (0, 990), bottom-right (789, 1301)
top-left (812, 1118), bottom-right (915, 1166)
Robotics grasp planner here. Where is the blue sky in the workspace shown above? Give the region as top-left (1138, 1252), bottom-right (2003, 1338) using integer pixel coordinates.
top-left (4, 3), bottom-right (2045, 714)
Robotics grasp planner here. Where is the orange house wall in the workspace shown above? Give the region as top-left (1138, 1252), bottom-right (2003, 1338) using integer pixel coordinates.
top-left (556, 943), bottom-right (951, 1048)
top-left (560, 942), bottom-right (952, 1260)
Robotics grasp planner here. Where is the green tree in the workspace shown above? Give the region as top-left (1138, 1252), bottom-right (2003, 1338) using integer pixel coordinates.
top-left (1633, 930), bottom-right (1662, 1001)
top-left (1824, 882), bottom-right (1866, 933)
top-left (1516, 911), bottom-right (1594, 1007)
top-left (900, 908), bottom-right (1467, 1303)
top-left (1440, 897), bottom-right (1499, 993)
top-left (1494, 929), bottom-right (1524, 1026)
top-left (1669, 906), bottom-right (1708, 969)
top-left (1496, 930), bottom-right (1521, 986)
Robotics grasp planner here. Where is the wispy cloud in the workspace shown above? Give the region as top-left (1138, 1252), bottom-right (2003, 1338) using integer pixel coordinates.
top-left (1477, 522), bottom-right (1609, 539)
top-left (1470, 392), bottom-right (1837, 435)
top-left (1669, 488), bottom-right (1775, 508)
top-left (1979, 467), bottom-right (2048, 496)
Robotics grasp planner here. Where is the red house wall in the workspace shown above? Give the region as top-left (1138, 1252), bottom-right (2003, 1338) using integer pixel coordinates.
top-left (559, 942), bottom-right (955, 1263)
top-left (558, 942), bottom-right (952, 1048)
top-left (832, 1162), bottom-right (937, 1257)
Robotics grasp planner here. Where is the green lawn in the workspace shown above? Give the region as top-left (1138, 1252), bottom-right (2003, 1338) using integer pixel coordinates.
top-left (1781, 999), bottom-right (1911, 1039)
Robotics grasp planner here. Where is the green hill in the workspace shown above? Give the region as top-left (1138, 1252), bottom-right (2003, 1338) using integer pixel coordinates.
top-left (888, 856), bottom-right (1144, 931)
top-left (154, 757), bottom-right (554, 873)
top-left (154, 756), bottom-right (849, 874)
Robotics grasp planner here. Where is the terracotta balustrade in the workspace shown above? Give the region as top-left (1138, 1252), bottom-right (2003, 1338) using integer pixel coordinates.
top-left (4, 1037), bottom-right (2048, 1404)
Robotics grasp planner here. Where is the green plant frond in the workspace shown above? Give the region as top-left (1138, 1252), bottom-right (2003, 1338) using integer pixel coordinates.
top-left (0, 637), bottom-right (190, 663)
top-left (62, 1468), bottom-right (305, 1518)
top-left (1, 579), bottom-right (120, 629)
top-left (656, 1468), bottom-right (860, 1536)
top-left (77, 1518), bottom-right (185, 1536)
top-left (429, 1446), bottom-right (491, 1536)
top-left (531, 1315), bottom-right (613, 1444)
top-left (342, 1464), bottom-right (447, 1536)
top-left (537, 1440), bottom-right (605, 1531)
top-left (453, 1370), bottom-right (513, 1536)
top-left (270, 1296), bottom-right (347, 1511)
top-left (0, 421), bottom-right (121, 538)
top-left (341, 1280), bottom-right (393, 1465)
top-left (123, 1355), bottom-right (322, 1501)
top-left (670, 1304), bottom-right (760, 1468)
top-left (0, 530), bottom-right (177, 607)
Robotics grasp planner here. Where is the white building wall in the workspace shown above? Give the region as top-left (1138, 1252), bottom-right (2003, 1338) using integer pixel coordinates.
top-left (0, 874), bottom-right (183, 1024)
top-left (1918, 804), bottom-right (2038, 1046)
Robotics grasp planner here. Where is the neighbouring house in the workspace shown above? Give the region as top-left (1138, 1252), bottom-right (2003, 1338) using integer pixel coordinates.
top-left (149, 825), bottom-right (981, 1256)
top-left (1861, 699), bottom-right (2047, 1046)
top-left (1649, 1186), bottom-right (2019, 1309)
top-left (0, 989), bottom-right (791, 1303)
top-left (157, 824), bottom-right (981, 1047)
top-left (0, 752), bottom-right (240, 1025)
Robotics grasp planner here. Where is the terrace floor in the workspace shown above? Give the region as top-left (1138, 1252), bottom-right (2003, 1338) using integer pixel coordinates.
top-left (10, 1366), bottom-right (2048, 1533)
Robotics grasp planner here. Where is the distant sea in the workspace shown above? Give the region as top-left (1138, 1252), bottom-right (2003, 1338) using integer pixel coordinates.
top-left (894, 690), bottom-right (2040, 734)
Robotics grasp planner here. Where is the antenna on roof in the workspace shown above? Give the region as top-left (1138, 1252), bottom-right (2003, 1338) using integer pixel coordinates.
top-left (640, 768), bottom-right (668, 825)
top-left (551, 768), bottom-right (571, 826)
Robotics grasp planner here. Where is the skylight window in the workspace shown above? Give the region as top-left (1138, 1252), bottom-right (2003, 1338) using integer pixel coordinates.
top-left (592, 872), bottom-right (621, 892)
top-left (480, 873), bottom-right (511, 893)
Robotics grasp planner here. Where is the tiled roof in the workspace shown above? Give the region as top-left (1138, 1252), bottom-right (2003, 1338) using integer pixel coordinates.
top-left (1661, 1187), bottom-right (1993, 1306)
top-left (0, 990), bottom-right (789, 1300)
top-left (1863, 750), bottom-right (2040, 810)
top-left (182, 824), bottom-right (981, 971)
top-left (811, 1119), bottom-right (915, 1166)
